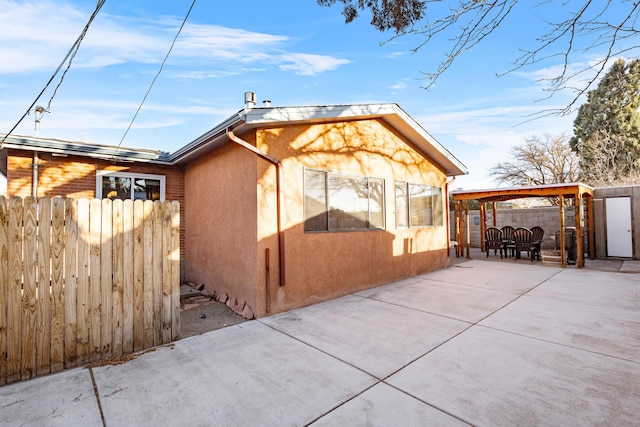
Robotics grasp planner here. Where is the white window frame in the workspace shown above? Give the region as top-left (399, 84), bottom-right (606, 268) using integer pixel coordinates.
top-left (303, 168), bottom-right (385, 232)
top-left (395, 181), bottom-right (443, 228)
top-left (96, 170), bottom-right (166, 201)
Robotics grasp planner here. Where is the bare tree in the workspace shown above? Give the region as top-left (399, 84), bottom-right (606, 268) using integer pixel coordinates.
top-left (318, 1), bottom-right (640, 114)
top-left (489, 133), bottom-right (581, 187)
top-left (578, 128), bottom-right (640, 186)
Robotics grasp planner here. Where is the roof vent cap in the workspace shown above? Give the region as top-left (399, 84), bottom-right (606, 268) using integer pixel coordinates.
top-left (244, 91), bottom-right (256, 109)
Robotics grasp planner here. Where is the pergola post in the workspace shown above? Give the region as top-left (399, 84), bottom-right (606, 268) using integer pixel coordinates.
top-left (559, 194), bottom-right (566, 268)
top-left (454, 200), bottom-right (461, 257)
top-left (576, 192), bottom-right (584, 268)
top-left (492, 201), bottom-right (497, 226)
top-left (586, 194), bottom-right (595, 260)
top-left (479, 202), bottom-right (487, 252)
top-left (465, 200), bottom-right (471, 259)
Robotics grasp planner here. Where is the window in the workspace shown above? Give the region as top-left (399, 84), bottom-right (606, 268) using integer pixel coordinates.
top-left (304, 169), bottom-right (385, 232)
top-left (96, 171), bottom-right (165, 201)
top-left (395, 181), bottom-right (443, 228)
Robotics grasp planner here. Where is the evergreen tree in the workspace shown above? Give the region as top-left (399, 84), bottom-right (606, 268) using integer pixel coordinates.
top-left (570, 59), bottom-right (640, 185)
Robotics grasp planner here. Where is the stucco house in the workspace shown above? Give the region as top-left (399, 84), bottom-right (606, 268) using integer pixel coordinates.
top-left (1, 99), bottom-right (467, 318)
top-left (176, 102), bottom-right (467, 317)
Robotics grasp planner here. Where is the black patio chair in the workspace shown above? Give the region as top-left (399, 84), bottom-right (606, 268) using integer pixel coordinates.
top-left (530, 226), bottom-right (544, 261)
top-left (513, 227), bottom-right (535, 261)
top-left (500, 225), bottom-right (515, 258)
top-left (485, 227), bottom-right (503, 258)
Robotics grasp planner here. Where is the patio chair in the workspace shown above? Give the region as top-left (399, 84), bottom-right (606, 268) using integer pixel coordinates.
top-left (500, 225), bottom-right (515, 257)
top-left (513, 227), bottom-right (535, 261)
top-left (484, 227), bottom-right (503, 258)
top-left (530, 226), bottom-right (544, 261)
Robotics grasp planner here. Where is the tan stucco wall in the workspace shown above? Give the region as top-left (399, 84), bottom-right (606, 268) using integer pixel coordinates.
top-left (184, 119), bottom-right (451, 318)
top-left (184, 143), bottom-right (260, 310)
top-left (255, 119), bottom-right (449, 316)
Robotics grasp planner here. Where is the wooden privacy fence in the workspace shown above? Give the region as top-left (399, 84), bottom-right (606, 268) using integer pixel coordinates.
top-left (0, 196), bottom-right (180, 385)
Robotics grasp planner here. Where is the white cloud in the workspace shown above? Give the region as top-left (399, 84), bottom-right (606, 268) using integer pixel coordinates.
top-left (0, 1), bottom-right (351, 76)
top-left (389, 80), bottom-right (408, 90)
top-left (383, 52), bottom-right (404, 59)
top-left (278, 53), bottom-right (351, 76)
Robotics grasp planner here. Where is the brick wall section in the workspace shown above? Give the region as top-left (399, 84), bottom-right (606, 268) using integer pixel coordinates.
top-left (6, 149), bottom-right (186, 262)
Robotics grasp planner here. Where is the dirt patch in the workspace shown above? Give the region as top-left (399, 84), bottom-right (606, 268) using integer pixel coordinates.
top-left (179, 296), bottom-right (249, 339)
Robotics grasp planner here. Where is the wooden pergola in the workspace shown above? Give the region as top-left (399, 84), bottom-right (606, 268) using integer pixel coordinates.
top-left (451, 183), bottom-right (595, 268)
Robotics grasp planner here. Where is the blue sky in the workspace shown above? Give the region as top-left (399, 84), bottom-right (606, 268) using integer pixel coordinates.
top-left (0, 1), bottom-right (633, 189)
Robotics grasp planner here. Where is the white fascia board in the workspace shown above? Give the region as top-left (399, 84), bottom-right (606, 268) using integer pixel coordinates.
top-left (241, 103), bottom-right (468, 177)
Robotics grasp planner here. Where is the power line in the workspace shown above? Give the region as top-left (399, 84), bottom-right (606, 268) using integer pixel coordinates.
top-left (111, 0), bottom-right (198, 159)
top-left (1, 0), bottom-right (106, 145)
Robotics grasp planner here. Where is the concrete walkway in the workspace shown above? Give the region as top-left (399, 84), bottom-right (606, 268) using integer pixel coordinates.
top-left (1, 259), bottom-right (639, 426)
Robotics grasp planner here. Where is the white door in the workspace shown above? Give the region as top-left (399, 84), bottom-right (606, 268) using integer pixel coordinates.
top-left (605, 197), bottom-right (633, 257)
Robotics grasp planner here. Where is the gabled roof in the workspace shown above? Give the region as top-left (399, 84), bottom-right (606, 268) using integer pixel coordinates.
top-left (1, 103), bottom-right (468, 176)
top-left (170, 103), bottom-right (468, 176)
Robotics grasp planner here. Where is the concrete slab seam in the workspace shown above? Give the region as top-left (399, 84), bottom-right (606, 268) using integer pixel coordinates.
top-left (381, 381), bottom-right (476, 427)
top-left (256, 319), bottom-right (378, 379)
top-left (89, 367), bottom-right (107, 427)
top-left (475, 324), bottom-right (640, 365)
top-left (256, 320), bottom-right (391, 426)
top-left (352, 293), bottom-right (477, 325)
top-left (302, 382), bottom-right (379, 426)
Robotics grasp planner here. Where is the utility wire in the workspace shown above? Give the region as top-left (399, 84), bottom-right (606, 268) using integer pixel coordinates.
top-left (111, 0), bottom-right (198, 159)
top-left (1, 0), bottom-right (106, 144)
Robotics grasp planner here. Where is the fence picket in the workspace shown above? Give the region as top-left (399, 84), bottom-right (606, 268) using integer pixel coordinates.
top-left (76, 199), bottom-right (90, 365)
top-left (36, 198), bottom-right (52, 376)
top-left (143, 201), bottom-right (154, 348)
top-left (7, 198), bottom-right (23, 383)
top-left (21, 197), bottom-right (38, 380)
top-left (64, 199), bottom-right (78, 368)
top-left (122, 200), bottom-right (134, 354)
top-left (133, 200), bottom-right (145, 351)
top-left (152, 201), bottom-right (163, 346)
top-left (89, 199), bottom-right (102, 362)
top-left (161, 202), bottom-right (172, 344)
top-left (112, 200), bottom-right (124, 358)
top-left (50, 198), bottom-right (65, 373)
top-left (0, 196), bottom-right (179, 384)
top-left (0, 197), bottom-right (9, 384)
top-left (100, 199), bottom-right (113, 359)
top-left (171, 201), bottom-right (180, 340)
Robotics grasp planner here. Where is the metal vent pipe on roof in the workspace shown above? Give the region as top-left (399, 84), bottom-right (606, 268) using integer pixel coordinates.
top-left (244, 91), bottom-right (256, 109)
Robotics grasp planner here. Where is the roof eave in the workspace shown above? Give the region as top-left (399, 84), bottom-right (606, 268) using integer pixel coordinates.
top-left (1, 134), bottom-right (172, 164)
top-left (229, 103), bottom-right (468, 176)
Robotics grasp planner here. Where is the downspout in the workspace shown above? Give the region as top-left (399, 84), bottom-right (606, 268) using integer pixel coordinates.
top-left (226, 129), bottom-right (285, 288)
top-left (445, 176), bottom-right (456, 257)
top-left (32, 151), bottom-right (39, 198)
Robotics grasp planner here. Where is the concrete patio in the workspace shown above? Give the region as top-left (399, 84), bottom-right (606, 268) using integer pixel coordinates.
top-left (1, 256), bottom-right (639, 426)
